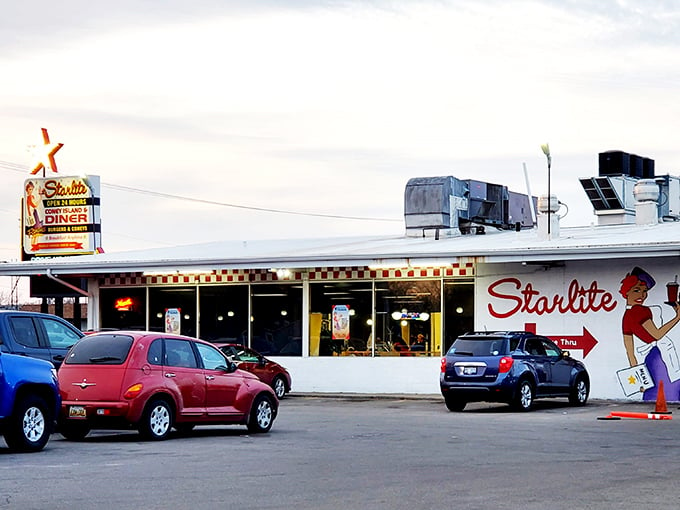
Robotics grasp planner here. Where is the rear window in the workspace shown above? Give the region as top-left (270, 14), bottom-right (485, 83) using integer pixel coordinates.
top-left (447, 337), bottom-right (509, 356)
top-left (65, 334), bottom-right (134, 365)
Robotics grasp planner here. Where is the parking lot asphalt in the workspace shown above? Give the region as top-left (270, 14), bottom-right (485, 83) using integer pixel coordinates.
top-left (3, 393), bottom-right (680, 510)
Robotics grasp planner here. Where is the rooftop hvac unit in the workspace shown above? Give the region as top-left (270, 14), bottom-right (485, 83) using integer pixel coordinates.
top-left (404, 176), bottom-right (535, 237)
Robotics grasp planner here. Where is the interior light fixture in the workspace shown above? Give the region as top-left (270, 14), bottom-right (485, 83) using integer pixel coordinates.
top-left (227, 311), bottom-right (235, 317)
top-left (456, 307), bottom-right (464, 314)
top-left (280, 310), bottom-right (288, 316)
top-left (217, 315), bottom-right (224, 321)
top-left (271, 268), bottom-right (292, 279)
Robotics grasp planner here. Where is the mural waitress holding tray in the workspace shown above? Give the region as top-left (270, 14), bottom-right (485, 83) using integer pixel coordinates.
top-left (620, 267), bottom-right (680, 401)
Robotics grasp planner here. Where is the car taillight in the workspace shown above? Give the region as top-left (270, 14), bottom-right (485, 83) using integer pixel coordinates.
top-left (123, 383), bottom-right (143, 399)
top-left (440, 357), bottom-right (447, 373)
top-left (498, 356), bottom-right (514, 373)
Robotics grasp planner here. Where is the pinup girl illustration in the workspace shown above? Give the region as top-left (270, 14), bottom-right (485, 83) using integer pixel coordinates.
top-left (620, 266), bottom-right (680, 401)
top-left (25, 181), bottom-right (43, 228)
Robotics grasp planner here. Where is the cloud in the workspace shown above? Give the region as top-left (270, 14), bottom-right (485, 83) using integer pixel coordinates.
top-left (3, 0), bottom-right (680, 302)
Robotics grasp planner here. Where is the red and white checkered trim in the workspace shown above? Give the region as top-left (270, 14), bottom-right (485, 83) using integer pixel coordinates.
top-left (306, 264), bottom-right (474, 280)
top-left (100, 264), bottom-right (475, 287)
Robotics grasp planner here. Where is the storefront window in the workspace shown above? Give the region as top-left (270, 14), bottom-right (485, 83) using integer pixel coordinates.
top-left (374, 280), bottom-right (441, 356)
top-left (148, 287), bottom-right (197, 337)
top-left (250, 284), bottom-right (302, 356)
top-left (443, 281), bottom-right (474, 352)
top-left (100, 287), bottom-right (146, 331)
top-left (309, 282), bottom-right (373, 356)
top-left (198, 285), bottom-right (248, 343)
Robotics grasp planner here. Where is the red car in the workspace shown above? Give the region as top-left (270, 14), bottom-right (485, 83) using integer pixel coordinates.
top-left (57, 332), bottom-right (278, 441)
top-left (215, 343), bottom-right (292, 399)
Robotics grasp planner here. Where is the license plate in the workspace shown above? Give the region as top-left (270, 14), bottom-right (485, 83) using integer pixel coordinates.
top-left (463, 367), bottom-right (477, 375)
top-left (69, 406), bottom-right (86, 418)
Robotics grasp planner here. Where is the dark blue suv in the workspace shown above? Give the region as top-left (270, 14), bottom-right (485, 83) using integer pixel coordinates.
top-left (440, 331), bottom-right (589, 411)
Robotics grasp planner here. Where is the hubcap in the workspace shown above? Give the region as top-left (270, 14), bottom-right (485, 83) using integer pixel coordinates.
top-left (577, 381), bottom-right (587, 402)
top-left (520, 383), bottom-right (532, 408)
top-left (150, 405), bottom-right (170, 436)
top-left (256, 400), bottom-right (272, 428)
top-left (274, 379), bottom-right (285, 398)
top-left (23, 406), bottom-right (45, 443)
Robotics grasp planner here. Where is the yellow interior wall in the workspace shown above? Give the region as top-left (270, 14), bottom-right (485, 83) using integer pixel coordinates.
top-left (309, 312), bottom-right (322, 356)
top-left (431, 312), bottom-right (442, 353)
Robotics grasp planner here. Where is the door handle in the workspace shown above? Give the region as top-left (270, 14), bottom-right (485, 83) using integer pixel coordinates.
top-left (206, 375), bottom-right (215, 380)
top-left (165, 373), bottom-right (176, 378)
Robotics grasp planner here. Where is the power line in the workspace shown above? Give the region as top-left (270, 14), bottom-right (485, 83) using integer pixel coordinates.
top-left (0, 160), bottom-right (400, 223)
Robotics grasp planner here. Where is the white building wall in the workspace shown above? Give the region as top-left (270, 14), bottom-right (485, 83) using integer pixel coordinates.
top-left (477, 258), bottom-right (680, 401)
top-left (266, 256), bottom-right (680, 401)
top-left (269, 356), bottom-right (442, 395)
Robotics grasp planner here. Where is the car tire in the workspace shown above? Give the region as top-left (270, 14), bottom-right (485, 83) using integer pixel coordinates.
top-left (272, 376), bottom-right (287, 399)
top-left (569, 375), bottom-right (589, 406)
top-left (58, 420), bottom-right (91, 441)
top-left (139, 399), bottom-right (173, 440)
top-left (444, 394), bottom-right (466, 412)
top-left (512, 379), bottom-right (534, 411)
top-left (3, 395), bottom-right (51, 453)
top-left (247, 394), bottom-right (275, 433)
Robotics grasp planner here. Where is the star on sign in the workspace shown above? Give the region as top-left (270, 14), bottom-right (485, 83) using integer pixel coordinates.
top-left (29, 128), bottom-right (63, 175)
top-left (628, 375), bottom-right (637, 385)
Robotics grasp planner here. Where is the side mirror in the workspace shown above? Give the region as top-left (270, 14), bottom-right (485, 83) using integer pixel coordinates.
top-left (561, 350), bottom-right (571, 358)
top-left (218, 361), bottom-right (238, 373)
top-left (257, 356), bottom-right (266, 367)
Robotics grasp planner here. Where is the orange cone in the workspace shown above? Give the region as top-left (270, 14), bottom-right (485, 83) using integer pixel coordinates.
top-left (654, 379), bottom-right (671, 414)
top-left (609, 411), bottom-right (672, 420)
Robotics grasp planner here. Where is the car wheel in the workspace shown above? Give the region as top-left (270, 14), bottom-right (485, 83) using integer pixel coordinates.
top-left (272, 376), bottom-right (287, 399)
top-left (569, 375), bottom-right (589, 406)
top-left (3, 395), bottom-right (51, 452)
top-left (139, 399), bottom-right (173, 440)
top-left (247, 394), bottom-right (275, 433)
top-left (444, 394), bottom-right (466, 412)
top-left (513, 379), bottom-right (534, 411)
top-left (58, 420), bottom-right (91, 441)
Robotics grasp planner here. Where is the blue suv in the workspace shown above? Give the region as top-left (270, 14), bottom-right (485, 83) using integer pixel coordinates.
top-left (440, 331), bottom-right (590, 411)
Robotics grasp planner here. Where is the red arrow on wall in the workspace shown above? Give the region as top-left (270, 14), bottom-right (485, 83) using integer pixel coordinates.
top-left (524, 323), bottom-right (599, 357)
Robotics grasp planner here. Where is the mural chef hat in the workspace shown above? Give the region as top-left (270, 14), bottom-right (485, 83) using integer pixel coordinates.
top-left (631, 266), bottom-right (656, 289)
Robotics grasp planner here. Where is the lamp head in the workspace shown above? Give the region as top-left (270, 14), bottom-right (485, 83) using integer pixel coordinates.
top-left (540, 143), bottom-right (551, 164)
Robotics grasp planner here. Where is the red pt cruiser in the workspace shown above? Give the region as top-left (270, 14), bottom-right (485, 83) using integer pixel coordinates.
top-left (57, 331), bottom-right (278, 440)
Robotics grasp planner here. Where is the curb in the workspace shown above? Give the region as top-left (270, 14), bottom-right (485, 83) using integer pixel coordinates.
top-left (288, 392), bottom-right (443, 401)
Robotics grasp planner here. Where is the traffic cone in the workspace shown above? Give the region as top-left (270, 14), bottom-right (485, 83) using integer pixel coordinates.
top-left (654, 379), bottom-right (671, 414)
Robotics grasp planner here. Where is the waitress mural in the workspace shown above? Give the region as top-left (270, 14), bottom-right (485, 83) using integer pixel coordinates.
top-left (619, 267), bottom-right (680, 401)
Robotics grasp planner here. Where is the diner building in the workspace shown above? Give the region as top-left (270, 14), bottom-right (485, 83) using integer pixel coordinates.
top-left (4, 157), bottom-right (680, 401)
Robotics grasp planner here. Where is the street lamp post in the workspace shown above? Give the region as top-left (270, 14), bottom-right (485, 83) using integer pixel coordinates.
top-left (540, 143), bottom-right (552, 236)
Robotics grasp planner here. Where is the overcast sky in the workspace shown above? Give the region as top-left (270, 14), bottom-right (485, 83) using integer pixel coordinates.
top-left (2, 0), bottom-right (680, 301)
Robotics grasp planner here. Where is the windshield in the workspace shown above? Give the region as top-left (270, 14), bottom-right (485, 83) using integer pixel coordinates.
top-left (447, 338), bottom-right (508, 356)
